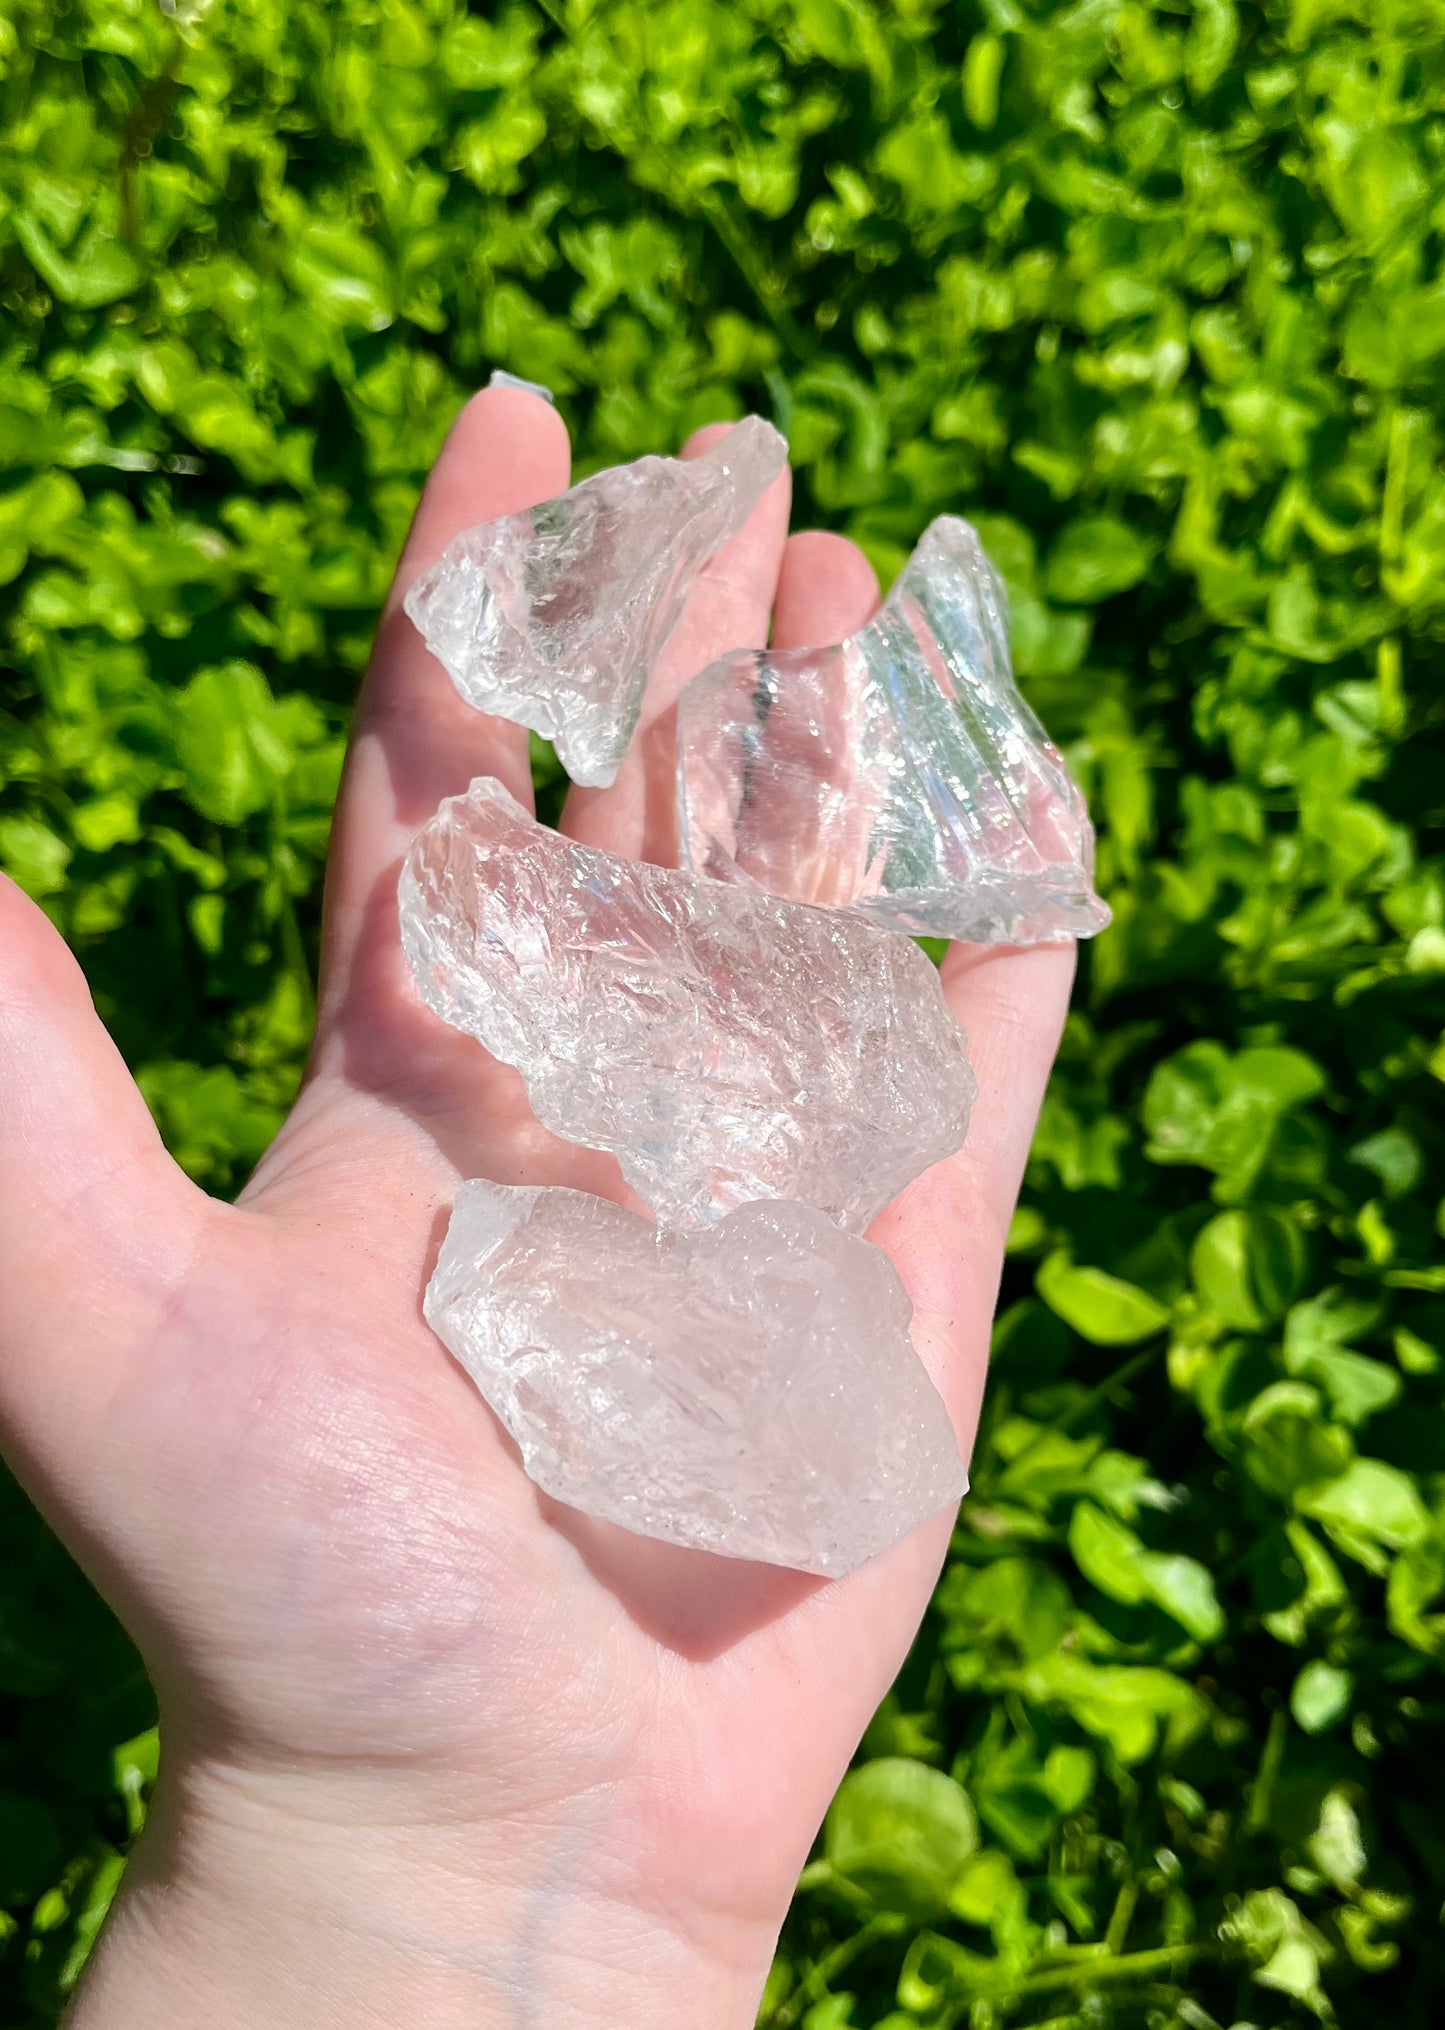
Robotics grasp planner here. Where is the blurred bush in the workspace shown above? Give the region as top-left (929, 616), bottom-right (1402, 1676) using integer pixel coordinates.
top-left (2, 0), bottom-right (1444, 2023)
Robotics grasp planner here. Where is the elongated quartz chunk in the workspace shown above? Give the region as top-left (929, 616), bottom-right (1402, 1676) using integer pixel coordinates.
top-left (676, 515), bottom-right (1110, 944)
top-left (426, 1181), bottom-right (968, 1577)
top-left (400, 777), bottom-right (975, 1233)
top-left (404, 417), bottom-right (787, 788)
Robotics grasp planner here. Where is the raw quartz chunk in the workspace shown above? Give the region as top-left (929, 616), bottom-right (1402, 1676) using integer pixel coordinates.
top-left (676, 515), bottom-right (1111, 944)
top-left (426, 1181), bottom-right (969, 1577)
top-left (403, 416), bottom-right (788, 789)
top-left (400, 776), bottom-right (975, 1234)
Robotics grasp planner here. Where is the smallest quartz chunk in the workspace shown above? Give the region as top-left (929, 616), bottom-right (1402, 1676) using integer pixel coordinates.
top-left (404, 416), bottom-right (787, 789)
top-left (426, 1181), bottom-right (969, 1577)
top-left (676, 515), bottom-right (1111, 945)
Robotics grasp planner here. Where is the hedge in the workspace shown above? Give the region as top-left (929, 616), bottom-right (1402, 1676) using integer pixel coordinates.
top-left (2, 0), bottom-right (1445, 2023)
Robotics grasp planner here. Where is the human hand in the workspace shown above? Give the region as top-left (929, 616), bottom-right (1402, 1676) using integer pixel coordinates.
top-left (0, 386), bottom-right (1073, 2029)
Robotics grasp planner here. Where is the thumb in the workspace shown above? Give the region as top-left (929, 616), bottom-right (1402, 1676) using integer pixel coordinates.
top-left (0, 873), bottom-right (205, 1472)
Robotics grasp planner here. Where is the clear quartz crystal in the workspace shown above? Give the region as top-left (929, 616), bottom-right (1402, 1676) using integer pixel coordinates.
top-left (426, 1180), bottom-right (969, 1577)
top-left (400, 776), bottom-right (975, 1233)
top-left (676, 515), bottom-right (1111, 944)
top-left (403, 416), bottom-right (787, 789)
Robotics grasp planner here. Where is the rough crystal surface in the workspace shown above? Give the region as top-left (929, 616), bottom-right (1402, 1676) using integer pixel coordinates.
top-left (426, 1180), bottom-right (969, 1576)
top-left (404, 417), bottom-right (787, 789)
top-left (400, 776), bottom-right (975, 1232)
top-left (676, 515), bottom-right (1111, 944)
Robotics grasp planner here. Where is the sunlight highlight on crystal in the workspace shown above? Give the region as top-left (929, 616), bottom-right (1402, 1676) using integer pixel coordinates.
top-left (676, 516), bottom-right (1111, 944)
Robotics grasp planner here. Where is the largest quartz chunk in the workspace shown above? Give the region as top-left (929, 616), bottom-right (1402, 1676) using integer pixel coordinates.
top-left (404, 417), bottom-right (787, 789)
top-left (400, 776), bottom-right (974, 1233)
top-left (426, 1181), bottom-right (968, 1577)
top-left (676, 516), bottom-right (1111, 944)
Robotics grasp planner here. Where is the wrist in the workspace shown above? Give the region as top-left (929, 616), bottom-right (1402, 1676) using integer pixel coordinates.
top-left (68, 1754), bottom-right (778, 2030)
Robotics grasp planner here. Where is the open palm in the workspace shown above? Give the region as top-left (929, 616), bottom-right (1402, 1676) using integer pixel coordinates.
top-left (0, 385), bottom-right (1073, 2028)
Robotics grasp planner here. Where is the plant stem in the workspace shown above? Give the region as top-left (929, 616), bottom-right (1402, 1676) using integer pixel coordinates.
top-left (764, 1914), bottom-right (905, 2028)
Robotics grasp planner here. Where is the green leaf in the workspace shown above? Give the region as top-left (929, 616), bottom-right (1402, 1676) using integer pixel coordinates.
top-left (1387, 1538), bottom-right (1445, 1654)
top-left (938, 1554), bottom-right (1073, 1662)
top-left (1133, 1550), bottom-right (1226, 1644)
top-left (1021, 1653), bottom-right (1209, 1764)
top-left (284, 218), bottom-right (394, 331)
top-left (948, 1847), bottom-right (1023, 1927)
top-left (57, 1850), bottom-right (127, 1993)
top-left (1291, 1660), bottom-right (1352, 1734)
top-left (1349, 1125), bottom-right (1423, 1199)
top-left (136, 1061), bottom-right (286, 1187)
top-left (962, 33), bottom-right (1003, 131)
top-left (1283, 1291), bottom-right (1399, 1423)
top-left (1043, 516), bottom-right (1153, 603)
top-left (1291, 1347), bottom-right (1400, 1426)
top-left (1069, 1502), bottom-right (1224, 1642)
top-left (0, 815), bottom-right (71, 897)
top-left (71, 793), bottom-right (143, 853)
top-left (1190, 1209), bottom-right (1307, 1329)
top-left (1185, 0), bottom-right (1238, 95)
top-left (1143, 1042), bottom-right (1324, 1199)
top-left (455, 99), bottom-right (548, 194)
top-left (1040, 1744), bottom-right (1094, 1813)
top-left (171, 662), bottom-right (297, 825)
top-left (14, 214), bottom-right (144, 308)
top-left (1297, 1459), bottom-right (1431, 1552)
top-left (1069, 1501), bottom-right (1151, 1605)
top-left (1241, 1387), bottom-right (1356, 1500)
top-left (1309, 1788), bottom-right (1368, 1891)
top-left (825, 1759), bottom-right (978, 1919)
top-left (0, 471), bottom-right (84, 583)
top-left (1036, 1253), bottom-right (1171, 1344)
top-left (1223, 1890), bottom-right (1331, 2012)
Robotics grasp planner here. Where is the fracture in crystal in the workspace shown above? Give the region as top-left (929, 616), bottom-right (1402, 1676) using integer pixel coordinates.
top-left (426, 1181), bottom-right (969, 1577)
top-left (400, 776), bottom-right (975, 1233)
top-left (404, 417), bottom-right (787, 789)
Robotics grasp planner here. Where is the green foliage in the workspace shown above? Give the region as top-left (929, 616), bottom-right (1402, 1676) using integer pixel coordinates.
top-left (823, 1760), bottom-right (980, 1921)
top-left (2, 0), bottom-right (1445, 2023)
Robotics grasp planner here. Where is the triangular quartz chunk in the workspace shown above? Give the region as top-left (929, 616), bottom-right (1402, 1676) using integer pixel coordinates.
top-left (676, 515), bottom-right (1110, 944)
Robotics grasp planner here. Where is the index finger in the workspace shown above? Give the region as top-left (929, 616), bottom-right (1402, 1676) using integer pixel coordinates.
top-left (317, 384), bottom-right (573, 1032)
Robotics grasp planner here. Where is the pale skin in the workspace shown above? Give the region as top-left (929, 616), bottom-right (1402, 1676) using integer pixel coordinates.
top-left (0, 387), bottom-right (1073, 2028)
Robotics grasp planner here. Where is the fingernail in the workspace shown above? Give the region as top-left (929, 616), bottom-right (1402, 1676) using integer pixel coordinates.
top-left (489, 369), bottom-right (556, 406)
